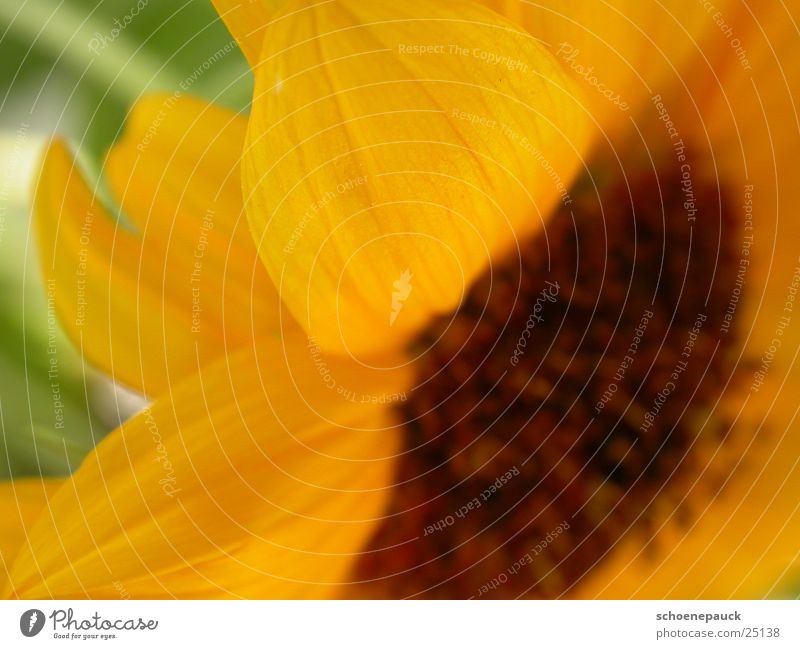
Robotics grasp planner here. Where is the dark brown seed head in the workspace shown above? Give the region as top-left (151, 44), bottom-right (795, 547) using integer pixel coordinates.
top-left (352, 146), bottom-right (749, 598)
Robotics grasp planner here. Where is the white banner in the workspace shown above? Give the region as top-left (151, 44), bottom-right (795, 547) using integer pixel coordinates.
top-left (0, 600), bottom-right (797, 648)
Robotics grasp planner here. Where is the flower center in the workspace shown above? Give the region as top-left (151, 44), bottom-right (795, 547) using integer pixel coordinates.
top-left (353, 147), bottom-right (749, 598)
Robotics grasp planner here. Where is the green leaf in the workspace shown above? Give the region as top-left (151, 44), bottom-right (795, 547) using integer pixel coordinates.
top-left (0, 0), bottom-right (252, 162)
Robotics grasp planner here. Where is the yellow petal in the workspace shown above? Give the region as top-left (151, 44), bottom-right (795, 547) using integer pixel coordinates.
top-left (36, 96), bottom-right (285, 398)
top-left (4, 334), bottom-right (411, 599)
top-left (244, 0), bottom-right (590, 357)
top-left (576, 4), bottom-right (800, 598)
top-left (0, 479), bottom-right (61, 593)
top-left (211, 0), bottom-right (274, 68)
top-left (484, 0), bottom-right (738, 132)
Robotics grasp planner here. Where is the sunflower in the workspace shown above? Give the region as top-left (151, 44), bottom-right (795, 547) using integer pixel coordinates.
top-left (1, 0), bottom-right (798, 599)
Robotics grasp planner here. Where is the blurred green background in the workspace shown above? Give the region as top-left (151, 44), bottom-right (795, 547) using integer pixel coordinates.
top-left (1, 0), bottom-right (798, 602)
top-left (0, 0), bottom-right (252, 479)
